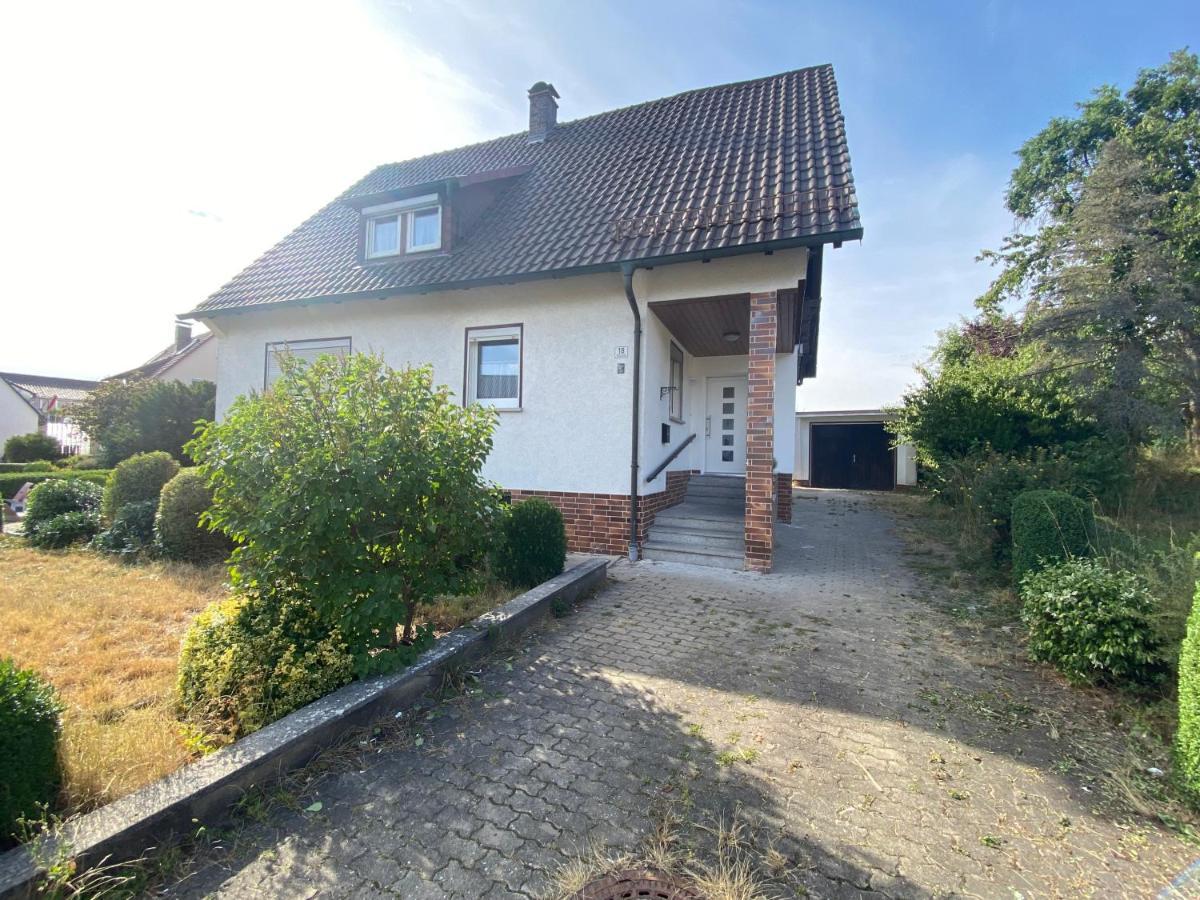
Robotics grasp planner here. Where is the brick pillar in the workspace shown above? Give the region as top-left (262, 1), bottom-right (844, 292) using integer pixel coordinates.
top-left (776, 472), bottom-right (793, 523)
top-left (745, 291), bottom-right (777, 571)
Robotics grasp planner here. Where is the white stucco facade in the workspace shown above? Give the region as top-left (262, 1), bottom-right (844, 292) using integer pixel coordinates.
top-left (794, 410), bottom-right (918, 487)
top-left (154, 336), bottom-right (217, 384)
top-left (202, 248), bottom-right (809, 498)
top-left (0, 381), bottom-right (39, 455)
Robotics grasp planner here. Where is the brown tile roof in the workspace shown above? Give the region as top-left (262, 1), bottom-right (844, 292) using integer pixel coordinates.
top-left (0, 373), bottom-right (99, 404)
top-left (191, 65), bottom-right (861, 316)
top-left (109, 331), bottom-right (214, 381)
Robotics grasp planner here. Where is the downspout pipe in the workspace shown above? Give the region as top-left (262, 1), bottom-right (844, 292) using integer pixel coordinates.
top-left (622, 264), bottom-right (642, 561)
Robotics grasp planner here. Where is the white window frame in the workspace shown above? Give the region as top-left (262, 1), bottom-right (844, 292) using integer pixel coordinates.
top-left (362, 194), bottom-right (441, 259)
top-left (264, 336), bottom-right (352, 388)
top-left (405, 205), bottom-right (442, 253)
top-left (465, 325), bottom-right (522, 410)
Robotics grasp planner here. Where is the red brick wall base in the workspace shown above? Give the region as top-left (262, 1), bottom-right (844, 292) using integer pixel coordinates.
top-left (776, 472), bottom-right (793, 523)
top-left (508, 469), bottom-right (694, 555)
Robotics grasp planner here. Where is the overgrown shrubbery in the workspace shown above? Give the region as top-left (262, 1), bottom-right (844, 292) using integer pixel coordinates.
top-left (1011, 490), bottom-right (1095, 583)
top-left (0, 658), bottom-right (61, 844)
top-left (3, 433), bottom-right (62, 464)
top-left (187, 353), bottom-right (499, 678)
top-left (0, 461), bottom-right (54, 473)
top-left (72, 378), bottom-right (214, 467)
top-left (22, 479), bottom-right (103, 549)
top-left (0, 470), bottom-right (109, 500)
top-left (1020, 558), bottom-right (1162, 686)
top-left (92, 500), bottom-right (158, 558)
top-left (493, 498), bottom-right (567, 588)
top-left (101, 451), bottom-right (179, 522)
top-left (155, 470), bottom-right (230, 563)
top-left (176, 593), bottom-right (359, 743)
top-left (1176, 577), bottom-right (1200, 797)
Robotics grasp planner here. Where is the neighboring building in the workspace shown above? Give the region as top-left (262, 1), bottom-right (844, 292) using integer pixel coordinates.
top-left (794, 410), bottom-right (918, 490)
top-left (111, 321), bottom-right (216, 384)
top-left (0, 373), bottom-right (99, 456)
top-left (186, 67), bottom-right (863, 571)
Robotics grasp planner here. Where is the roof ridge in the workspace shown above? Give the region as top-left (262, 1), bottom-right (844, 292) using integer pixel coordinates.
top-left (344, 64), bottom-right (835, 197)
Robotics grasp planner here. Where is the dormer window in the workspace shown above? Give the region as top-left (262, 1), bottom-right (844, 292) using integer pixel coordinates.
top-left (363, 194), bottom-right (442, 259)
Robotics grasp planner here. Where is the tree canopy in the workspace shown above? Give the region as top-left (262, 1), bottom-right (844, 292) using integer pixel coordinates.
top-left (979, 50), bottom-right (1200, 445)
top-left (73, 379), bottom-right (215, 467)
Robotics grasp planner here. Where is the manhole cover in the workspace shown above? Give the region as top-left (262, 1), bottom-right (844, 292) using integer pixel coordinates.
top-left (570, 868), bottom-right (703, 900)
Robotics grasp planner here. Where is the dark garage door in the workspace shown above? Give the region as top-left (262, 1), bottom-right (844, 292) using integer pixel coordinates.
top-left (810, 423), bottom-right (896, 491)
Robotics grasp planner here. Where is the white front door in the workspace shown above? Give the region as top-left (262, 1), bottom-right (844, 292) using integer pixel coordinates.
top-left (705, 376), bottom-right (748, 474)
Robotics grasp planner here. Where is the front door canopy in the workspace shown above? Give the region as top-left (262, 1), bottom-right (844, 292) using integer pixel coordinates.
top-left (649, 290), bottom-right (799, 356)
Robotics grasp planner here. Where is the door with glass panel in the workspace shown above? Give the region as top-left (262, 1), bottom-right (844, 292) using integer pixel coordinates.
top-left (704, 376), bottom-right (747, 474)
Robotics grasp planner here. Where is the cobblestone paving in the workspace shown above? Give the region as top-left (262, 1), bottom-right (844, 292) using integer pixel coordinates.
top-left (167, 491), bottom-right (1197, 898)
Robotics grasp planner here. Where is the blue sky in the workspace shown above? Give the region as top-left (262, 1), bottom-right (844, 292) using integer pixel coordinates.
top-left (1, 0), bottom-right (1196, 408)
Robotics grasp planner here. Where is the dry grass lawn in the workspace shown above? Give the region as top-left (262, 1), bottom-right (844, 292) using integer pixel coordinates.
top-left (0, 538), bottom-right (226, 815)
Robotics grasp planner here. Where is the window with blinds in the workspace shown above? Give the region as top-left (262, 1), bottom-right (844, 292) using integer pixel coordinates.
top-left (465, 325), bottom-right (521, 409)
top-left (264, 337), bottom-right (351, 388)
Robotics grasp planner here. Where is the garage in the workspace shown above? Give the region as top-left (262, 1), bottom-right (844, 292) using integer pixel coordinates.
top-left (794, 410), bottom-right (917, 491)
top-left (810, 423), bottom-right (895, 490)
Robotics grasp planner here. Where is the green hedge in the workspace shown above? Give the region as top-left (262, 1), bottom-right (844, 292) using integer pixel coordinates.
top-left (101, 452), bottom-right (179, 522)
top-left (492, 498), bottom-right (567, 588)
top-left (1011, 489), bottom-right (1095, 584)
top-left (1020, 558), bottom-right (1162, 686)
top-left (1177, 578), bottom-right (1200, 796)
top-left (156, 470), bottom-right (231, 563)
top-left (0, 470), bottom-right (110, 499)
top-left (0, 461), bottom-right (54, 473)
top-left (0, 658), bottom-right (61, 843)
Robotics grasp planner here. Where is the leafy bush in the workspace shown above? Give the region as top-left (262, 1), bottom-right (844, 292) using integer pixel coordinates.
top-left (176, 593), bottom-right (359, 743)
top-left (28, 511), bottom-right (101, 549)
top-left (3, 433), bottom-right (62, 464)
top-left (1011, 490), bottom-right (1096, 583)
top-left (59, 454), bottom-right (102, 471)
top-left (188, 354), bottom-right (499, 675)
top-left (0, 461), bottom-right (54, 473)
top-left (0, 658), bottom-right (62, 843)
top-left (0, 470), bottom-right (109, 500)
top-left (493, 498), bottom-right (567, 588)
top-left (1175, 577), bottom-right (1200, 796)
top-left (23, 479), bottom-right (103, 548)
top-left (72, 379), bottom-right (214, 467)
top-left (1020, 558), bottom-right (1162, 686)
top-left (92, 500), bottom-right (158, 558)
top-left (155, 470), bottom-right (230, 563)
top-left (101, 451), bottom-right (179, 522)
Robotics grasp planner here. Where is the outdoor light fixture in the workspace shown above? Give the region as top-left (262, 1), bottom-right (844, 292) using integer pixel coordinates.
top-left (722, 331), bottom-right (741, 343)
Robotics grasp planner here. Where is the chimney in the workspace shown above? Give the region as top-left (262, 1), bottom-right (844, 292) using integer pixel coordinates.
top-left (527, 81), bottom-right (559, 143)
top-left (174, 320), bottom-right (192, 351)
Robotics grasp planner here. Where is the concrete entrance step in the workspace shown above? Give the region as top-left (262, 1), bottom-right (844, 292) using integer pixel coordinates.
top-left (653, 507), bottom-right (744, 529)
top-left (648, 524), bottom-right (745, 551)
top-left (642, 539), bottom-right (744, 569)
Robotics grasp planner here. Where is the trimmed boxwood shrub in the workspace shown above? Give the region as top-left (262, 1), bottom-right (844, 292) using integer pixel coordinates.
top-left (1020, 558), bottom-right (1162, 686)
top-left (492, 498), bottom-right (567, 588)
top-left (1175, 577), bottom-right (1200, 796)
top-left (1011, 489), bottom-right (1095, 584)
top-left (0, 470), bottom-right (109, 499)
top-left (3, 433), bottom-right (62, 464)
top-left (176, 593), bottom-right (356, 743)
top-left (101, 451), bottom-right (179, 522)
top-left (155, 470), bottom-right (231, 563)
top-left (0, 658), bottom-right (62, 843)
top-left (92, 500), bottom-right (158, 558)
top-left (23, 479), bottom-right (103, 549)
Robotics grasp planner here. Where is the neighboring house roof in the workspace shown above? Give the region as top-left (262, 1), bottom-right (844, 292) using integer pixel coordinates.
top-left (0, 372), bottom-right (99, 412)
top-left (190, 65), bottom-right (861, 316)
top-left (110, 331), bottom-right (214, 381)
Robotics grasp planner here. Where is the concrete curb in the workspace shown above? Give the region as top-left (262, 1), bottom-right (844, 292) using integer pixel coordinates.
top-left (0, 557), bottom-right (608, 899)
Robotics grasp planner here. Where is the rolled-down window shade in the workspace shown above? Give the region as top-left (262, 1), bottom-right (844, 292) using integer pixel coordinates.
top-left (265, 337), bottom-right (351, 388)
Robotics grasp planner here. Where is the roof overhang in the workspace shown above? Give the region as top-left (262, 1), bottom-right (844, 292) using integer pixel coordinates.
top-left (183, 228), bottom-right (860, 321)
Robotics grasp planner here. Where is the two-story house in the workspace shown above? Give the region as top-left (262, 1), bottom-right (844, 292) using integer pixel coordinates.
top-left (185, 66), bottom-right (863, 572)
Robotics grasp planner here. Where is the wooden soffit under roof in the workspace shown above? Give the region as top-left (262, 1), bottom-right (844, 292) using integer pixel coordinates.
top-left (648, 289), bottom-right (799, 357)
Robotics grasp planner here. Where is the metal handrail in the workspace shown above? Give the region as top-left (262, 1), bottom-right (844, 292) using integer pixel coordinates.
top-left (645, 433), bottom-right (696, 483)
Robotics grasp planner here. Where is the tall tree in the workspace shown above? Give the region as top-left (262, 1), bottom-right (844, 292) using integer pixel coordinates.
top-left (980, 50), bottom-right (1200, 445)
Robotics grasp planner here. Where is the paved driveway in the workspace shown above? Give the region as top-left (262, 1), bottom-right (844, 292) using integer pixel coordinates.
top-left (168, 491), bottom-right (1196, 898)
